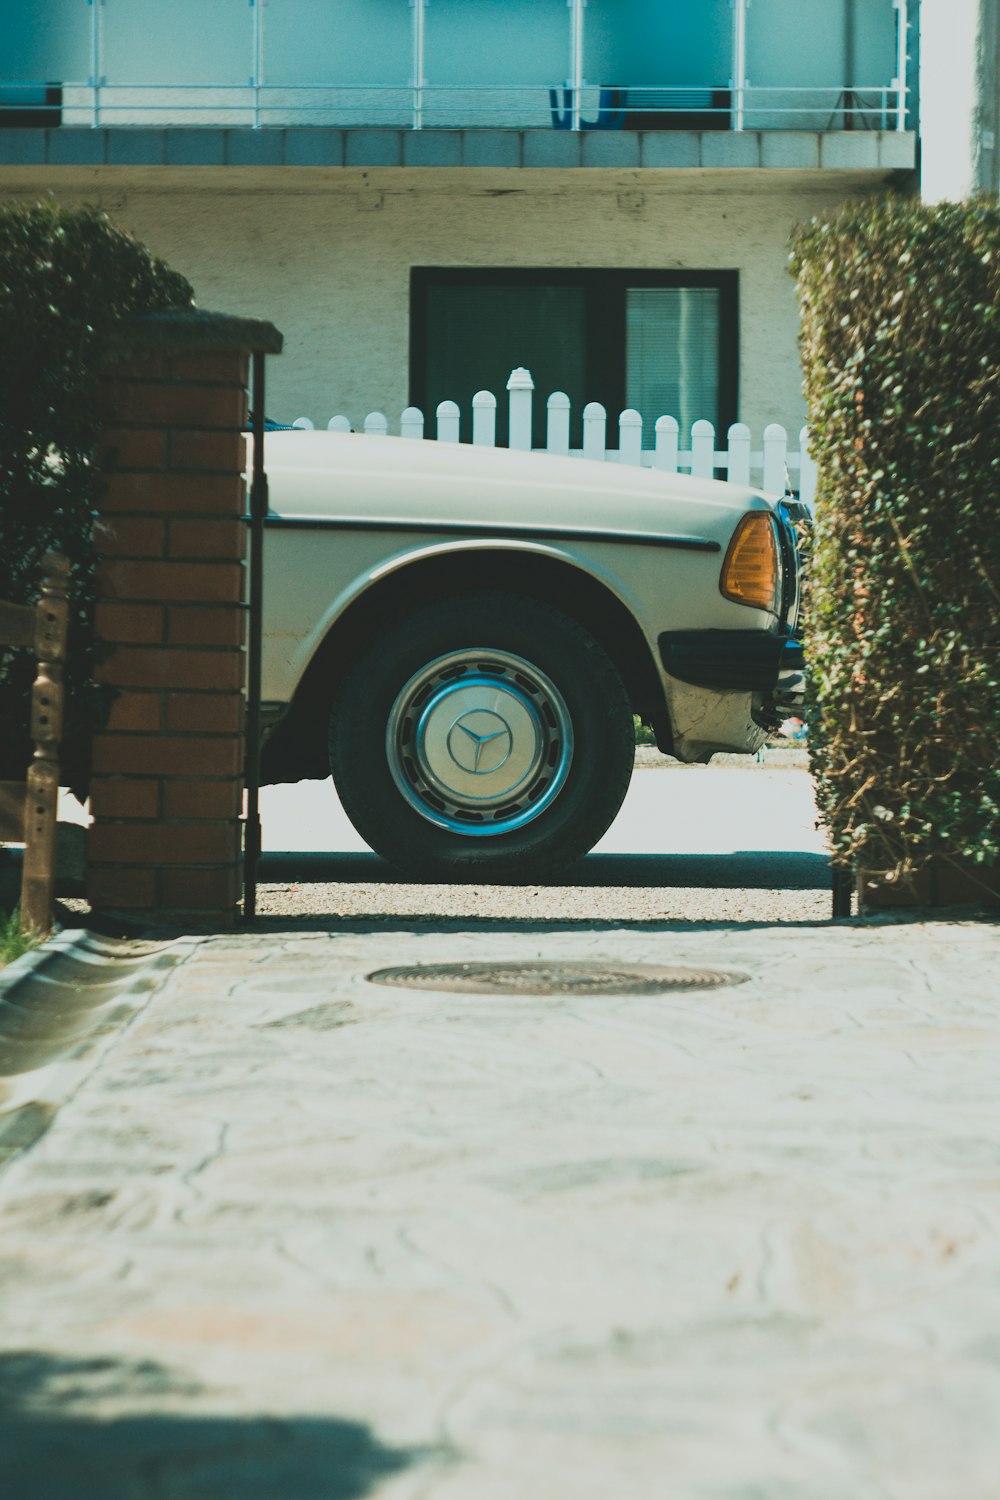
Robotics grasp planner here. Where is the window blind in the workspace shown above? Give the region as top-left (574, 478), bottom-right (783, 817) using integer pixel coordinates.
top-left (626, 286), bottom-right (721, 441)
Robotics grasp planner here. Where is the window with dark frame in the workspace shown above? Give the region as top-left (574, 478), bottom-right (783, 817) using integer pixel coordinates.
top-left (410, 267), bottom-right (738, 449)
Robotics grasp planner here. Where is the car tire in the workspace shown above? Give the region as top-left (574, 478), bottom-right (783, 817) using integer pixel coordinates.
top-left (328, 591), bottom-right (635, 882)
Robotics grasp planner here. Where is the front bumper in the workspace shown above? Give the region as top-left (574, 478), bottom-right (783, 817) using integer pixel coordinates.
top-left (658, 629), bottom-right (806, 729)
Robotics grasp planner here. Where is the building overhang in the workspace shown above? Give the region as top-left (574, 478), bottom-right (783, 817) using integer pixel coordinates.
top-left (0, 127), bottom-right (916, 175)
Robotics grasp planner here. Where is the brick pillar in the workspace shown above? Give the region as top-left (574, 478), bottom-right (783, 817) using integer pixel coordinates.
top-left (87, 310), bottom-right (282, 927)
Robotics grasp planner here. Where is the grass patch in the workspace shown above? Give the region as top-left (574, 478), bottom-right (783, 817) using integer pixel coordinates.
top-left (0, 909), bottom-right (38, 969)
top-left (633, 716), bottom-right (657, 747)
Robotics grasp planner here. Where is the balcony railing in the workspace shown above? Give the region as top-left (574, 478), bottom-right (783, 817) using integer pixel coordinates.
top-left (9, 82), bottom-right (912, 135)
top-left (1, 0), bottom-right (913, 136)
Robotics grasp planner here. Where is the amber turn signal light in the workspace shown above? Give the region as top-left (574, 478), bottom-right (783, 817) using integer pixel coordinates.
top-left (719, 512), bottom-right (780, 612)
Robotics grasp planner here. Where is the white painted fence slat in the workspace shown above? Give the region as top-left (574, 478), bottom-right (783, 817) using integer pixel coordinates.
top-left (691, 420), bottom-right (715, 479)
top-left (436, 400), bottom-right (460, 443)
top-left (762, 423), bottom-right (788, 496)
top-left (400, 406), bottom-right (424, 439)
top-left (726, 422), bottom-right (752, 486)
top-left (472, 390), bottom-right (497, 446)
top-left (583, 402), bottom-right (606, 463)
top-left (297, 370), bottom-right (814, 495)
top-left (507, 366), bottom-right (534, 451)
top-left (618, 409), bottom-right (642, 466)
top-left (546, 391), bottom-right (570, 456)
top-left (653, 415), bottom-right (679, 471)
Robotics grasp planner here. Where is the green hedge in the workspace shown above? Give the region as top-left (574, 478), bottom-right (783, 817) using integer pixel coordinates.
top-left (0, 202), bottom-right (193, 780)
top-left (790, 198), bottom-right (1000, 894)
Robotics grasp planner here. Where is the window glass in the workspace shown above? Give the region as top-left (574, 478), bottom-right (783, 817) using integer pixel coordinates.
top-left (626, 287), bottom-right (720, 439)
top-left (423, 283), bottom-right (586, 446)
top-left (1, 0), bottom-right (90, 85)
top-left (425, 0), bottom-right (567, 85)
top-left (746, 0), bottom-right (896, 89)
top-left (264, 0), bottom-right (411, 87)
top-left (413, 271), bottom-right (735, 449)
top-left (583, 0), bottom-right (731, 87)
top-left (102, 0), bottom-right (250, 86)
top-left (423, 0), bottom-right (568, 127)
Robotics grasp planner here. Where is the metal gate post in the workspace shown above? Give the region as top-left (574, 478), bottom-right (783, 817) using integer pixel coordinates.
top-left (243, 354), bottom-right (267, 922)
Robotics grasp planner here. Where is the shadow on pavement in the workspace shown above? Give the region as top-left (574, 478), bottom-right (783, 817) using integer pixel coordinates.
top-left (258, 849), bottom-right (832, 891)
top-left (0, 1351), bottom-right (419, 1500)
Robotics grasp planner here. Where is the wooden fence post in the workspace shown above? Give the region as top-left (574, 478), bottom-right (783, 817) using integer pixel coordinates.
top-left (546, 392), bottom-right (570, 456)
top-left (472, 390), bottom-right (497, 446)
top-left (726, 422), bottom-right (752, 485)
top-left (763, 423), bottom-right (789, 496)
top-left (583, 401), bottom-right (606, 462)
top-left (507, 367), bottom-right (534, 451)
top-left (436, 400), bottom-right (460, 443)
top-left (618, 409), bottom-right (643, 465)
top-left (691, 419), bottom-right (715, 478)
top-left (653, 415), bottom-right (679, 471)
top-left (20, 554), bottom-right (69, 935)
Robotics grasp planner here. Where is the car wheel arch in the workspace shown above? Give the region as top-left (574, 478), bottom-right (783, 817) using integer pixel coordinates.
top-left (260, 545), bottom-right (671, 785)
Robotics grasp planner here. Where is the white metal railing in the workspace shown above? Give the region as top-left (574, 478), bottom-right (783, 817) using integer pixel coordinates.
top-left (50, 81), bottom-right (910, 133)
top-left (8, 0), bottom-right (911, 135)
top-left (287, 368), bottom-right (817, 507)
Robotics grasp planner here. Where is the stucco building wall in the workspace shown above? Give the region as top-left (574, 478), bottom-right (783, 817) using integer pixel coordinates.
top-left (2, 164), bottom-right (885, 441)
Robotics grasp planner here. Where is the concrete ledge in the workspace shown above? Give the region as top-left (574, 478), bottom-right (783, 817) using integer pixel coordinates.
top-left (820, 132), bottom-right (881, 169)
top-left (581, 133), bottom-right (641, 168)
top-left (522, 132), bottom-right (581, 168)
top-left (285, 129), bottom-right (345, 167)
top-left (225, 130), bottom-right (284, 166)
top-left (461, 131), bottom-right (522, 168)
top-left (403, 130), bottom-right (462, 167)
top-left (344, 129), bottom-right (402, 167)
top-left (0, 126), bottom-right (917, 174)
top-left (166, 130), bottom-right (226, 167)
top-left (761, 132), bottom-right (821, 169)
top-left (640, 132), bottom-right (700, 168)
top-left (106, 130), bottom-right (166, 166)
top-left (701, 132), bottom-right (761, 168)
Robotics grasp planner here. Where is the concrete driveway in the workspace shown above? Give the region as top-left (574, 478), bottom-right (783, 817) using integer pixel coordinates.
top-left (253, 751), bottom-right (832, 924)
top-left (4, 755), bottom-right (997, 1497)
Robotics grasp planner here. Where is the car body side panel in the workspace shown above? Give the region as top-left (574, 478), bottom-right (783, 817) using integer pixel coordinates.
top-left (257, 431), bottom-right (783, 763)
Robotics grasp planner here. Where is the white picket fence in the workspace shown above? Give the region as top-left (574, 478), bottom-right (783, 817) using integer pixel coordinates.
top-left (291, 367), bottom-right (816, 504)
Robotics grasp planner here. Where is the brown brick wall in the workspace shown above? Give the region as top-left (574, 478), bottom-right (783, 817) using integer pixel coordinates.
top-left (87, 339), bottom-right (254, 926)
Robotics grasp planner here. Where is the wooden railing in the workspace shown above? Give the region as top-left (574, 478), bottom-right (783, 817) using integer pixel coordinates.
top-left (0, 554), bottom-right (69, 936)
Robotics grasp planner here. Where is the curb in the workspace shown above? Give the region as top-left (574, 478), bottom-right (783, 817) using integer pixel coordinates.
top-left (0, 926), bottom-right (95, 1002)
top-left (0, 927), bottom-right (199, 1174)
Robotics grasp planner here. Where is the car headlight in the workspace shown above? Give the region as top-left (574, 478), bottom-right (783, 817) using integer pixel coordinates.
top-left (719, 512), bottom-right (780, 613)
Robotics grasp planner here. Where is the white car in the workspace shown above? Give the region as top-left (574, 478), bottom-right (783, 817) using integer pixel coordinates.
top-left (257, 431), bottom-right (805, 881)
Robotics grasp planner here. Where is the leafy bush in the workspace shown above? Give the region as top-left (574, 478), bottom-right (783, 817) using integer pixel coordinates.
top-left (790, 198), bottom-right (1000, 892)
top-left (0, 201), bottom-right (193, 779)
top-left (0, 907), bottom-right (38, 968)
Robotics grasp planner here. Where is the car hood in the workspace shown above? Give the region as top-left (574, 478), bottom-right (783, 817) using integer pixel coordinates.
top-left (255, 430), bottom-right (776, 546)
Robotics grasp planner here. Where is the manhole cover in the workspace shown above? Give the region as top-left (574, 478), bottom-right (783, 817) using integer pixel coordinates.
top-left (366, 961), bottom-right (747, 996)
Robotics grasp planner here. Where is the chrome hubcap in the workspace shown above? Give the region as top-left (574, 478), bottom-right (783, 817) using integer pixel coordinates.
top-left (385, 649), bottom-right (574, 837)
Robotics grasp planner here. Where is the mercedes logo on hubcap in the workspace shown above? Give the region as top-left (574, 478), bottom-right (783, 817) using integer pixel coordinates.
top-left (447, 710), bottom-right (513, 774)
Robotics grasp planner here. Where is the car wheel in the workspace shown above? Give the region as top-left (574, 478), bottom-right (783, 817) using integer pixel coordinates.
top-left (328, 591), bottom-right (635, 881)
